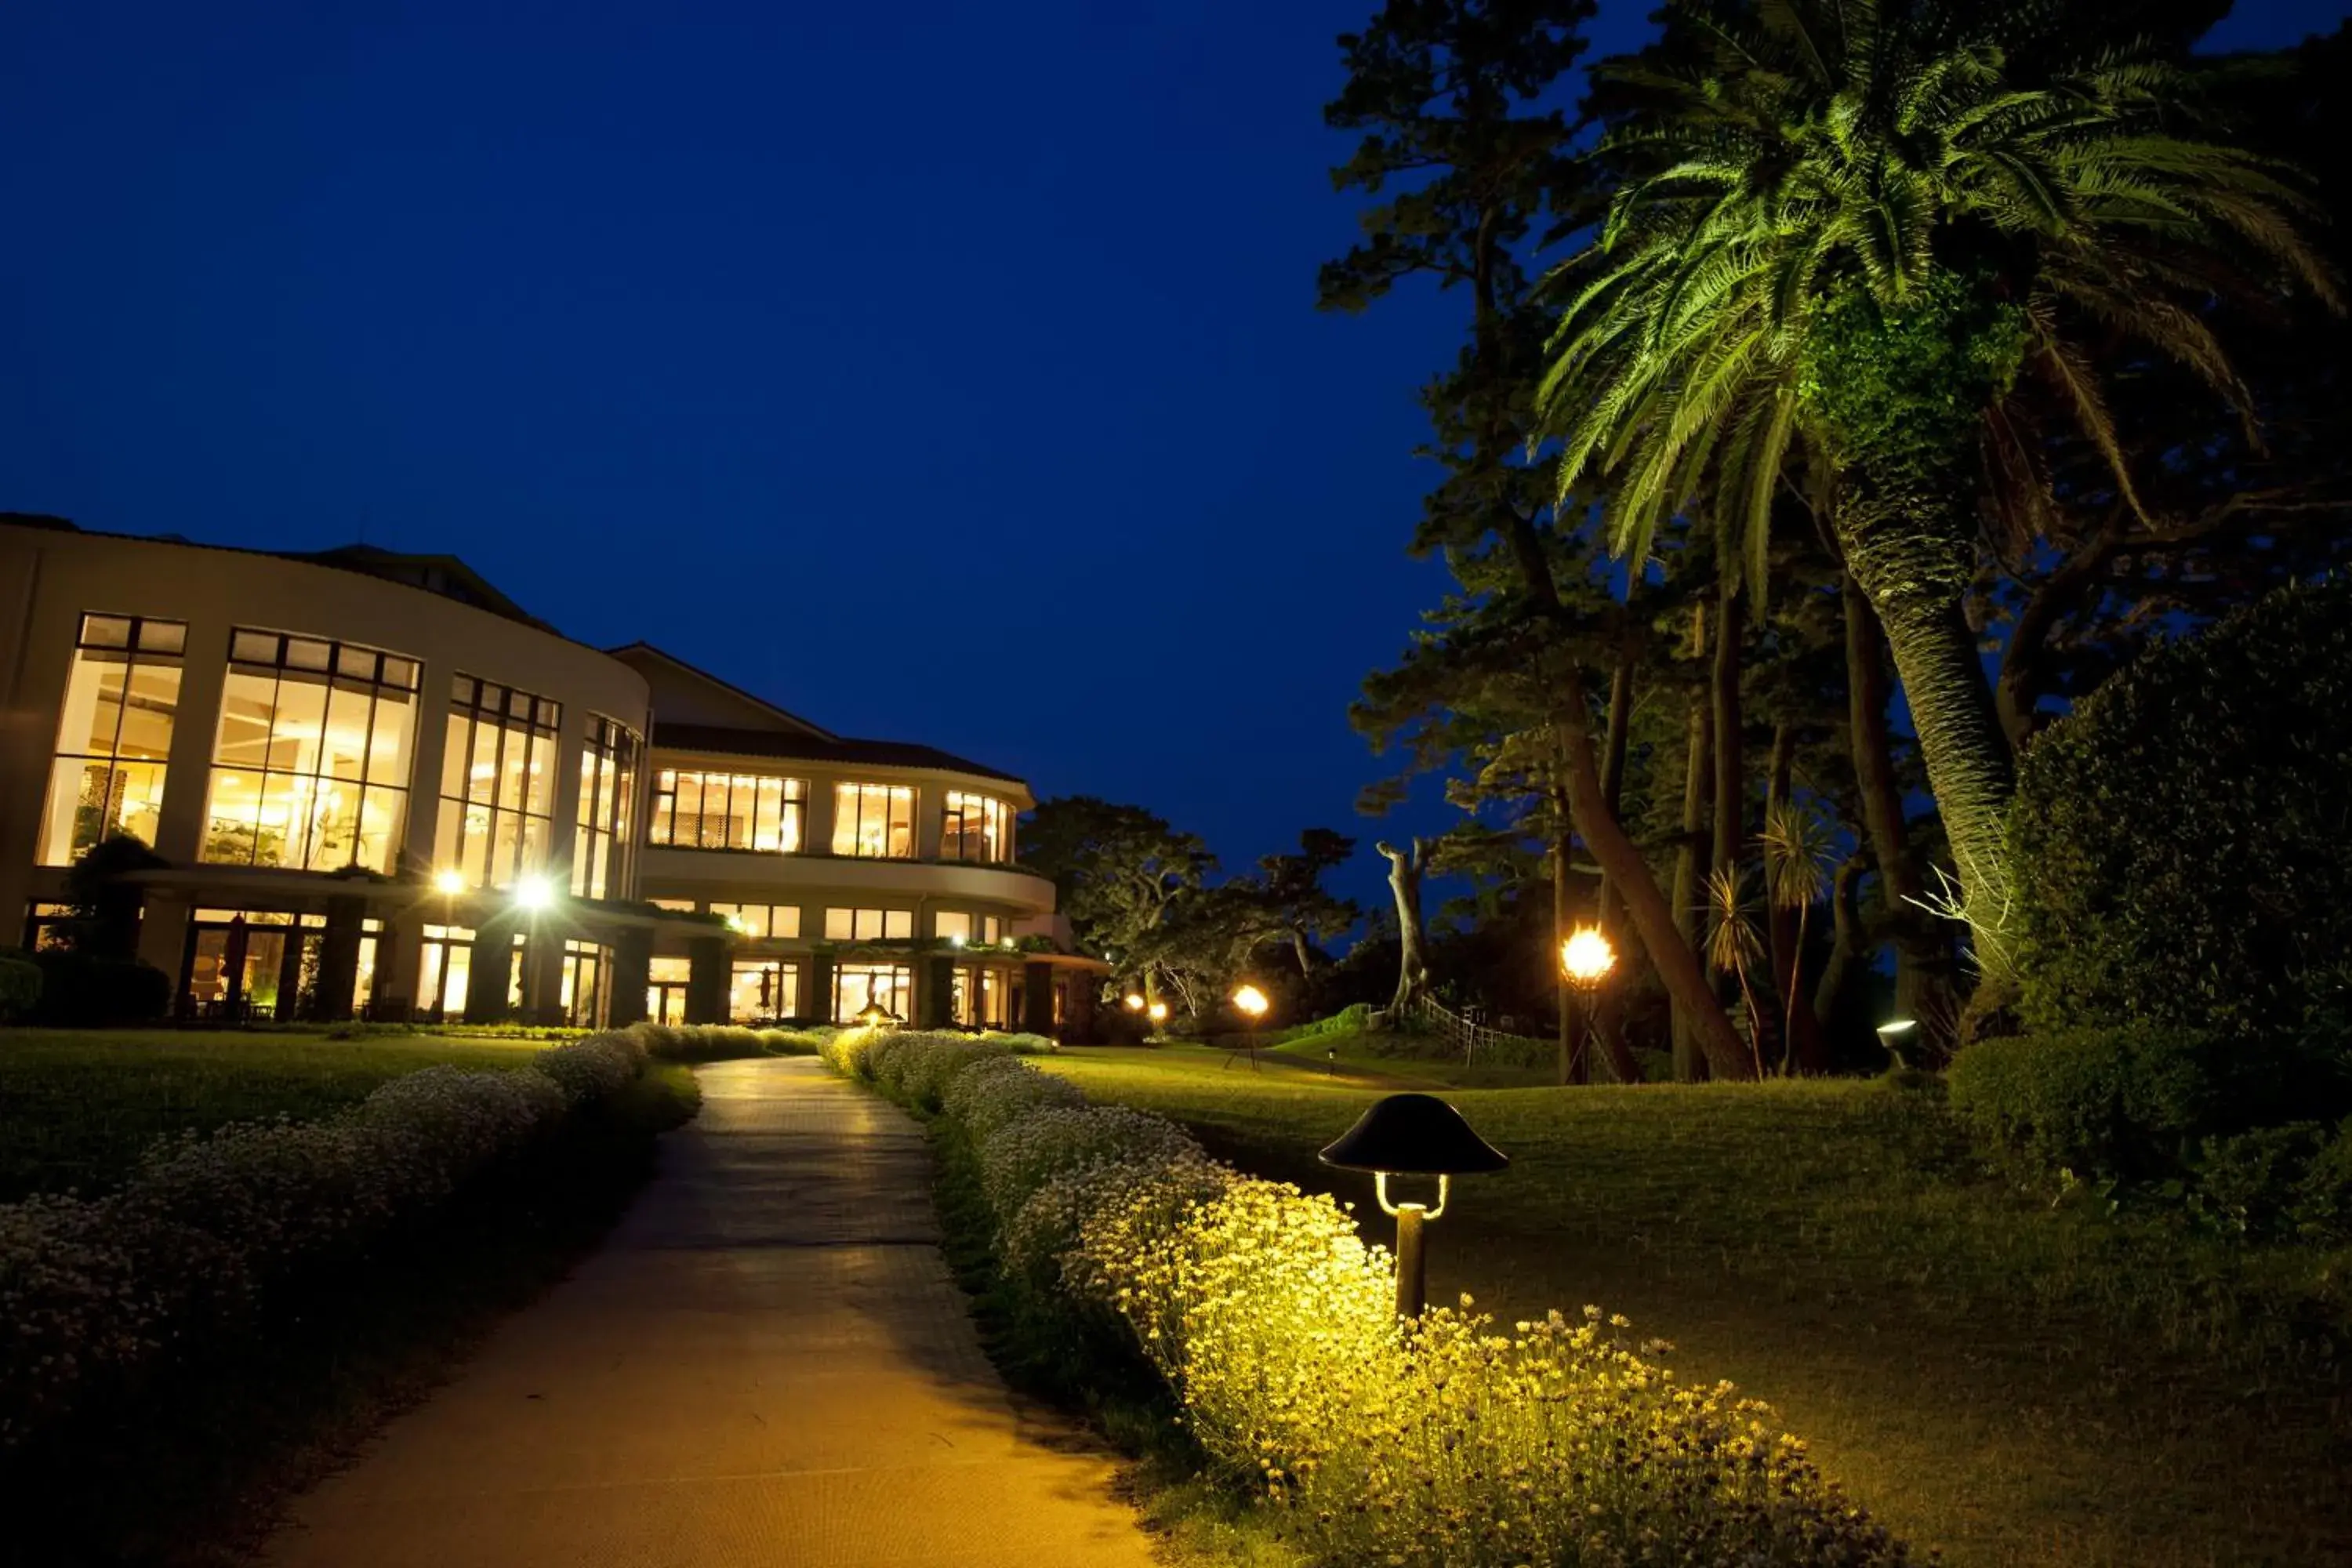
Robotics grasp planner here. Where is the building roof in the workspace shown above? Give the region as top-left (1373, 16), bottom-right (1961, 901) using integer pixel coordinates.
top-left (604, 642), bottom-right (837, 739)
top-left (652, 721), bottom-right (1029, 786)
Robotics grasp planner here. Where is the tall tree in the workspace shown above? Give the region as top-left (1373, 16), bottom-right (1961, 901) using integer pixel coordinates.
top-left (1326, 0), bottom-right (1751, 1076)
top-left (1538, 0), bottom-right (2338, 985)
top-left (1021, 797), bottom-right (1214, 1004)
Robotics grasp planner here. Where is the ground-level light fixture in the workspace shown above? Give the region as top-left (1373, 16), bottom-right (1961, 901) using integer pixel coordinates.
top-left (1321, 1094), bottom-right (1508, 1319)
top-left (1557, 925), bottom-right (1617, 1085)
top-left (433, 869), bottom-right (466, 896)
top-left (1876, 1018), bottom-right (1918, 1068)
top-left (1147, 1000), bottom-right (1168, 1024)
top-left (855, 1000), bottom-right (898, 1029)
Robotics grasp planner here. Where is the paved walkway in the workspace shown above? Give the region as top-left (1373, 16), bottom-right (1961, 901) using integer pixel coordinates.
top-left (263, 1058), bottom-right (1160, 1568)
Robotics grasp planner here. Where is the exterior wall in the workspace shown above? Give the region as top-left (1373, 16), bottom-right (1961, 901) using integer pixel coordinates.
top-left (0, 523), bottom-right (655, 1017)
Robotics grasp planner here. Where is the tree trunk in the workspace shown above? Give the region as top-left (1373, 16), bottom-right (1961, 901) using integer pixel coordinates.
top-left (1376, 838), bottom-right (1429, 1025)
top-left (1711, 576), bottom-right (1745, 882)
top-left (1838, 496), bottom-right (2018, 987)
top-left (1842, 572), bottom-right (1957, 1039)
top-left (1553, 801), bottom-right (1578, 1085)
top-left (1592, 652), bottom-right (1639, 1081)
top-left (1558, 695), bottom-right (1751, 1080)
top-left (1669, 636), bottom-right (1712, 1082)
top-left (1288, 928), bottom-right (1317, 978)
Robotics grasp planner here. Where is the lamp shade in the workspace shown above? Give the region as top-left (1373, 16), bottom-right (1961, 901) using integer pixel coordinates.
top-left (1319, 1093), bottom-right (1508, 1176)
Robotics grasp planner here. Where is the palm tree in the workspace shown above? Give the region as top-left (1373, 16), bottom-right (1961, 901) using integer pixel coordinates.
top-left (1537, 0), bottom-right (2335, 982)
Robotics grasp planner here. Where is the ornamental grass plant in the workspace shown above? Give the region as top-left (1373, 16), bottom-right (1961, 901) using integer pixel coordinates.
top-left (828, 1036), bottom-right (1910, 1567)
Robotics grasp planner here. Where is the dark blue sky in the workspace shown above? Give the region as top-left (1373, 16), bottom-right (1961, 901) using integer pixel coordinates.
top-left (5, 0), bottom-right (2346, 913)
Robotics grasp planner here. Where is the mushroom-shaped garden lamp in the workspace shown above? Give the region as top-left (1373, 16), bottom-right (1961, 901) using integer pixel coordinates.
top-left (1320, 1093), bottom-right (1508, 1319)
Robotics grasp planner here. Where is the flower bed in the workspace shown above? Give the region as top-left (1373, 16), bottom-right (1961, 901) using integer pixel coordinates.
top-left (826, 1033), bottom-right (1912, 1567)
top-left (0, 1029), bottom-right (654, 1453)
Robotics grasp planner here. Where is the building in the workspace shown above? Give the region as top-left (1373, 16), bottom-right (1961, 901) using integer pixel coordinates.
top-left (0, 516), bottom-right (1105, 1036)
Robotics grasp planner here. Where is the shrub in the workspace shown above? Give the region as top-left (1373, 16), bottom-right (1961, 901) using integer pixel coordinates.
top-left (825, 1049), bottom-right (1911, 1565)
top-left (977, 1029), bottom-right (1058, 1055)
top-left (2011, 575), bottom-right (2352, 1036)
top-left (25, 950), bottom-right (170, 1025)
top-left (0, 1028), bottom-right (649, 1453)
top-left (1949, 1025), bottom-right (2350, 1189)
top-left (0, 951), bottom-right (40, 1022)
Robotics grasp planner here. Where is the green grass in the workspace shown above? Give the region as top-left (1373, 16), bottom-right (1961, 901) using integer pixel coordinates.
top-left (0, 1029), bottom-right (549, 1200)
top-left (1037, 1045), bottom-right (2352, 1568)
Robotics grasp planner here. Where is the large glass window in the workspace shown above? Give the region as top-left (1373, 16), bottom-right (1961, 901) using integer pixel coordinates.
top-left (419, 924), bottom-right (474, 1019)
top-left (822, 906), bottom-right (913, 942)
top-left (709, 902), bottom-right (801, 939)
top-left (648, 769), bottom-right (805, 851)
top-left (561, 939), bottom-right (610, 1028)
top-left (729, 960), bottom-right (802, 1022)
top-left (572, 714), bottom-right (641, 899)
top-left (201, 631), bottom-right (419, 873)
top-left (39, 614), bottom-right (184, 865)
top-left (437, 675), bottom-right (561, 889)
top-left (648, 956), bottom-right (691, 1025)
top-left (834, 962), bottom-right (913, 1024)
top-left (831, 782), bottom-right (914, 858)
top-left (941, 791), bottom-right (1007, 862)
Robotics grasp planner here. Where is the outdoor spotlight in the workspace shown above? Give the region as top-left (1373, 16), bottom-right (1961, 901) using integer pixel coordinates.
top-left (949, 931), bottom-right (967, 948)
top-left (433, 869), bottom-right (466, 896)
top-left (725, 913), bottom-right (748, 934)
top-left (1147, 1000), bottom-right (1168, 1023)
top-left (1321, 1094), bottom-right (1508, 1319)
top-left (513, 876), bottom-right (554, 912)
top-left (1876, 1018), bottom-right (1919, 1068)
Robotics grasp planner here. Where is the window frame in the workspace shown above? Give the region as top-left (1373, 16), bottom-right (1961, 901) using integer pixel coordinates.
top-left (38, 612), bottom-right (187, 866)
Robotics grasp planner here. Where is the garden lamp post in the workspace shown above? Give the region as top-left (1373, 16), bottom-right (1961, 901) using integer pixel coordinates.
top-left (1320, 1094), bottom-right (1508, 1319)
top-left (1558, 926), bottom-right (1617, 1086)
top-left (855, 1000), bottom-right (898, 1029)
top-left (1229, 983), bottom-right (1269, 1070)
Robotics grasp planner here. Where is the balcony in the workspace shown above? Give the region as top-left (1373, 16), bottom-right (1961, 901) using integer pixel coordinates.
top-left (636, 847), bottom-right (1057, 915)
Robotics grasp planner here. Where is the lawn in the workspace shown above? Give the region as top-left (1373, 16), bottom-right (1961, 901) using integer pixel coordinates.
top-left (1038, 1044), bottom-right (2352, 1568)
top-left (0, 1029), bottom-right (549, 1201)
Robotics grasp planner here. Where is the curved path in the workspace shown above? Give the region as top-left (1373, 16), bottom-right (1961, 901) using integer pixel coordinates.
top-left (264, 1058), bottom-right (1159, 1568)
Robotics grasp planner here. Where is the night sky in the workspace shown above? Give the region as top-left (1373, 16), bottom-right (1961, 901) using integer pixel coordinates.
top-left (5, 0), bottom-right (2347, 914)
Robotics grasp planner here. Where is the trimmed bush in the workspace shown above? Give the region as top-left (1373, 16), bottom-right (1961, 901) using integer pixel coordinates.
top-left (828, 1046), bottom-right (1911, 1565)
top-left (0, 1029), bottom-right (649, 1452)
top-left (2010, 575), bottom-right (2352, 1036)
top-left (624, 1022), bottom-right (829, 1062)
top-left (24, 951), bottom-right (170, 1025)
top-left (0, 951), bottom-right (40, 1022)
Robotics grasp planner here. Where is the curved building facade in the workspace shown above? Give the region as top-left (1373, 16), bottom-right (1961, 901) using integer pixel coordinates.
top-left (0, 517), bottom-right (1101, 1035)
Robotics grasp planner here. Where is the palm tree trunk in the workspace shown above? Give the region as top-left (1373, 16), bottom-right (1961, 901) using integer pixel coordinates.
top-left (1839, 514), bottom-right (2017, 985)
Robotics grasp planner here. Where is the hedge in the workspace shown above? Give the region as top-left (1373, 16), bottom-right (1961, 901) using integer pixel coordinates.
top-left (2010, 575), bottom-right (2352, 1036)
top-left (0, 1029), bottom-right (652, 1452)
top-left (0, 952), bottom-right (38, 1022)
top-left (823, 1027), bottom-right (1911, 1567)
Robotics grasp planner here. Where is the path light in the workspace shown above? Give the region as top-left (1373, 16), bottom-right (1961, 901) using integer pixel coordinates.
top-left (1558, 926), bottom-right (1617, 1085)
top-left (1226, 984), bottom-right (1270, 1071)
top-left (1876, 1018), bottom-right (1918, 1068)
top-left (855, 1000), bottom-right (898, 1029)
top-left (1321, 1094), bottom-right (1508, 1319)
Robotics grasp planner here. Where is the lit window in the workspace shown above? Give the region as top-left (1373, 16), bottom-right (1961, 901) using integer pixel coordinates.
top-left (935, 910), bottom-right (972, 943)
top-left (648, 897), bottom-right (697, 912)
top-left (201, 630), bottom-right (419, 873)
top-left (560, 938), bottom-right (610, 1028)
top-left (38, 614), bottom-right (185, 865)
top-left (942, 791), bottom-right (1006, 862)
top-left (729, 960), bottom-right (802, 1022)
top-left (647, 956), bottom-right (691, 1026)
top-left (710, 902), bottom-right (801, 940)
top-left (831, 782), bottom-right (914, 858)
top-left (571, 714), bottom-right (641, 899)
top-left (823, 906), bottom-right (913, 942)
top-left (982, 915), bottom-right (1003, 946)
top-left (437, 674), bottom-right (561, 890)
top-left (647, 769), bottom-right (805, 851)
top-left (833, 962), bottom-right (913, 1024)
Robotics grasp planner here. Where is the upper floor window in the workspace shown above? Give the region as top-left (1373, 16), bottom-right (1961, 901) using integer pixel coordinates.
top-left (648, 769), bottom-right (805, 852)
top-left (572, 714), bottom-right (641, 899)
top-left (941, 791), bottom-right (1007, 862)
top-left (439, 675), bottom-right (561, 889)
top-left (933, 912), bottom-right (1004, 946)
top-left (201, 630), bottom-right (419, 873)
top-left (831, 782), bottom-right (913, 858)
top-left (40, 614), bottom-right (185, 865)
top-left (823, 906), bottom-right (913, 941)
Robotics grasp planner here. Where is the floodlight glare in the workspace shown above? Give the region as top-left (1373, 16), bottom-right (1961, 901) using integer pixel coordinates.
top-left (433, 869), bottom-right (466, 896)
